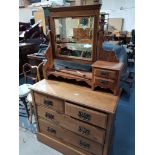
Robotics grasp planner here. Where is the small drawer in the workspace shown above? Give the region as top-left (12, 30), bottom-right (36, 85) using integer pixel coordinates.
top-left (39, 118), bottom-right (103, 155)
top-left (94, 77), bottom-right (115, 89)
top-left (94, 68), bottom-right (117, 80)
top-left (34, 92), bottom-right (64, 113)
top-left (37, 106), bottom-right (61, 124)
top-left (37, 106), bottom-right (105, 144)
top-left (65, 102), bottom-right (107, 129)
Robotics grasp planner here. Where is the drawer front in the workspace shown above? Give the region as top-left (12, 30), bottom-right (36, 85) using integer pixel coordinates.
top-left (39, 118), bottom-right (103, 155)
top-left (94, 69), bottom-right (117, 80)
top-left (34, 92), bottom-right (64, 113)
top-left (94, 77), bottom-right (115, 89)
top-left (65, 102), bottom-right (107, 129)
top-left (37, 106), bottom-right (105, 144)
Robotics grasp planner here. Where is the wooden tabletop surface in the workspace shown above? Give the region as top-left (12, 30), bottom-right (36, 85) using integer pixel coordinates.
top-left (30, 79), bottom-right (120, 114)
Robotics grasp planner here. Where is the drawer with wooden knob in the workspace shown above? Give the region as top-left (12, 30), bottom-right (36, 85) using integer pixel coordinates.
top-left (37, 106), bottom-right (105, 144)
top-left (94, 77), bottom-right (115, 89)
top-left (39, 118), bottom-right (103, 155)
top-left (34, 92), bottom-right (64, 113)
top-left (65, 102), bottom-right (107, 129)
top-left (94, 68), bottom-right (117, 80)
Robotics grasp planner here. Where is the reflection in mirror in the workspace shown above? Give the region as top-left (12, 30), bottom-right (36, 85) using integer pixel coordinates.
top-left (55, 17), bottom-right (94, 60)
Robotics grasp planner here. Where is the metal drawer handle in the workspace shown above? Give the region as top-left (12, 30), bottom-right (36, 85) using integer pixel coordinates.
top-left (47, 127), bottom-right (56, 134)
top-left (78, 111), bottom-right (91, 121)
top-left (44, 98), bottom-right (53, 106)
top-left (101, 71), bottom-right (108, 76)
top-left (78, 126), bottom-right (90, 135)
top-left (100, 80), bottom-right (108, 85)
top-left (79, 140), bottom-right (90, 149)
top-left (45, 112), bottom-right (54, 120)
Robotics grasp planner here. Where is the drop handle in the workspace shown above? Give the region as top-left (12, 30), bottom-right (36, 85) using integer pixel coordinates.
top-left (47, 127), bottom-right (56, 134)
top-left (101, 71), bottom-right (108, 76)
top-left (100, 80), bottom-right (108, 85)
top-left (78, 126), bottom-right (90, 135)
top-left (78, 111), bottom-right (91, 121)
top-left (45, 112), bottom-right (54, 120)
top-left (44, 98), bottom-right (53, 106)
top-left (79, 140), bottom-right (90, 149)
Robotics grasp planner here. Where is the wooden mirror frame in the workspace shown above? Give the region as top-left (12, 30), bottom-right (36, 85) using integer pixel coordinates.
top-left (42, 4), bottom-right (121, 92)
top-left (48, 4), bottom-right (101, 64)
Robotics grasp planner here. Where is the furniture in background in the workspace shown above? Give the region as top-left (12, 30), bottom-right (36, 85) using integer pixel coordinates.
top-left (19, 42), bottom-right (39, 74)
top-left (27, 44), bottom-right (48, 66)
top-left (20, 61), bottom-right (44, 123)
top-left (100, 12), bottom-right (109, 32)
top-left (66, 0), bottom-right (100, 6)
top-left (108, 18), bottom-right (124, 32)
top-left (23, 63), bottom-right (38, 83)
top-left (102, 41), bottom-right (134, 95)
top-left (23, 62), bottom-right (44, 83)
top-left (30, 79), bottom-right (120, 155)
top-left (126, 29), bottom-right (135, 66)
top-left (19, 84), bottom-right (32, 120)
top-left (19, 20), bottom-right (48, 74)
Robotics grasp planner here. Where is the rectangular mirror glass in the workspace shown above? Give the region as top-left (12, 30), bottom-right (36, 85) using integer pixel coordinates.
top-left (54, 16), bottom-right (94, 60)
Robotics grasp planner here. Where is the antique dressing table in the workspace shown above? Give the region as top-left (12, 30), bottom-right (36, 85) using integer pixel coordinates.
top-left (30, 3), bottom-right (123, 155)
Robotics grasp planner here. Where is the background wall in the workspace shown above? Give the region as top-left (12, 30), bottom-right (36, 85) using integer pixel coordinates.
top-left (19, 8), bottom-right (33, 23)
top-left (101, 0), bottom-right (135, 31)
top-left (19, 0), bottom-right (135, 31)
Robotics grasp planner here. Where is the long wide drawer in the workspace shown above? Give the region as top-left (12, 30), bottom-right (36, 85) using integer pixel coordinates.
top-left (37, 133), bottom-right (93, 155)
top-left (34, 92), bottom-right (64, 113)
top-left (37, 106), bottom-right (105, 144)
top-left (65, 102), bottom-right (107, 129)
top-left (94, 69), bottom-right (117, 80)
top-left (39, 118), bottom-right (103, 155)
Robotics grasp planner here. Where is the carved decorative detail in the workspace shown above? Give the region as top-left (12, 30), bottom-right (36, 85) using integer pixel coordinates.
top-left (47, 71), bottom-right (92, 87)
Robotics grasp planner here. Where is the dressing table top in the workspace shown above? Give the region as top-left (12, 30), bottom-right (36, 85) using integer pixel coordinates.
top-left (30, 79), bottom-right (120, 114)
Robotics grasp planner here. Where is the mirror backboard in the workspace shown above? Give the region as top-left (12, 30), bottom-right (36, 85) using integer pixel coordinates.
top-left (54, 16), bottom-right (94, 60)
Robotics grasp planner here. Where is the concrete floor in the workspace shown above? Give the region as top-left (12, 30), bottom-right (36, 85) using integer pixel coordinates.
top-left (19, 127), bottom-right (63, 155)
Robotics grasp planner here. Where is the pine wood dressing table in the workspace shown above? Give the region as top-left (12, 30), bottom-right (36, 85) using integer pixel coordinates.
top-left (30, 79), bottom-right (120, 155)
top-left (30, 3), bottom-right (123, 155)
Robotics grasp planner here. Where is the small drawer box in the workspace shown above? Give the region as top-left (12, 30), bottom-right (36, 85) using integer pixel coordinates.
top-left (92, 61), bottom-right (123, 95)
top-left (94, 68), bottom-right (117, 80)
top-left (65, 102), bottom-right (107, 129)
top-left (34, 92), bottom-right (64, 113)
